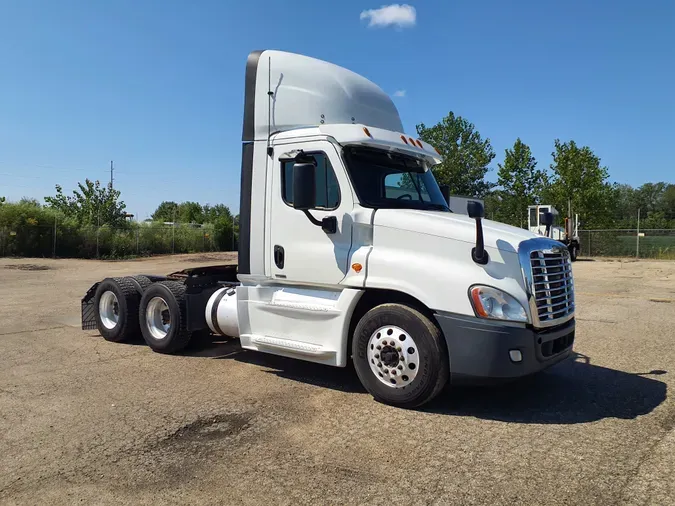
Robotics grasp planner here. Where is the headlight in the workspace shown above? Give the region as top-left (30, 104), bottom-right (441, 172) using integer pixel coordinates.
top-left (469, 285), bottom-right (528, 323)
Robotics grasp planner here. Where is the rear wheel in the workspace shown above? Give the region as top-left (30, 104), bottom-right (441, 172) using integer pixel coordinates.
top-left (352, 303), bottom-right (449, 408)
top-left (139, 281), bottom-right (192, 353)
top-left (93, 277), bottom-right (142, 342)
top-left (569, 244), bottom-right (578, 261)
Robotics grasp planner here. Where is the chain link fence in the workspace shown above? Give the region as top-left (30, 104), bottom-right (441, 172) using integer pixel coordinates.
top-left (578, 229), bottom-right (675, 259)
top-left (0, 223), bottom-right (237, 259)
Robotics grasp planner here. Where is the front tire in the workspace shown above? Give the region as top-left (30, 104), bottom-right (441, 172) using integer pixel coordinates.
top-left (139, 281), bottom-right (192, 354)
top-left (352, 303), bottom-right (449, 408)
top-left (569, 244), bottom-right (578, 261)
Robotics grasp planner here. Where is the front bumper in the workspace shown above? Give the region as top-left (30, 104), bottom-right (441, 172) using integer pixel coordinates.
top-left (434, 312), bottom-right (575, 384)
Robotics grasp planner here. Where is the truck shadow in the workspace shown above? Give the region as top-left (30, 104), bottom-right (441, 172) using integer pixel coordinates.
top-left (426, 353), bottom-right (667, 424)
top-left (183, 337), bottom-right (667, 424)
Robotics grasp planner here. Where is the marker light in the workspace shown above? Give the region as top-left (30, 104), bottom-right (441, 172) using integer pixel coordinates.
top-left (408, 137), bottom-right (415, 145)
top-left (400, 135), bottom-right (409, 144)
top-left (363, 127), bottom-right (372, 138)
top-left (469, 285), bottom-right (528, 323)
top-left (415, 139), bottom-right (423, 149)
top-left (352, 263), bottom-right (363, 273)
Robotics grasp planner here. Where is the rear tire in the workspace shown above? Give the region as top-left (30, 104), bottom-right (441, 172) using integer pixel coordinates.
top-left (129, 275), bottom-right (153, 294)
top-left (569, 244), bottom-right (578, 261)
top-left (139, 281), bottom-right (192, 354)
top-left (352, 303), bottom-right (449, 408)
top-left (93, 277), bottom-right (142, 343)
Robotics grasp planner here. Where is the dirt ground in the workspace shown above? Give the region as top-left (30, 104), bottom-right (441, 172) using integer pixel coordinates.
top-left (0, 253), bottom-right (674, 505)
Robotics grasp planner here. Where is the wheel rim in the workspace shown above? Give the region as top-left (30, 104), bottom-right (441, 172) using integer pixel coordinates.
top-left (146, 296), bottom-right (171, 340)
top-left (367, 325), bottom-right (419, 389)
top-left (99, 291), bottom-right (120, 330)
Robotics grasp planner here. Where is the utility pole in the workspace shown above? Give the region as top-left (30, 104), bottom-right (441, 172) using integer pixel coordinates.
top-left (110, 160), bottom-right (114, 188)
top-left (53, 215), bottom-right (57, 258)
top-left (636, 208), bottom-right (641, 259)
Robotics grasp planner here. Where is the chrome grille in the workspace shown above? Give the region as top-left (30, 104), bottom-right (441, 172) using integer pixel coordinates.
top-left (530, 250), bottom-right (574, 324)
top-left (518, 238), bottom-right (575, 328)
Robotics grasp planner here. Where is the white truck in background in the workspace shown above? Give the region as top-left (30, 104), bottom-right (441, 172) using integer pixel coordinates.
top-left (528, 204), bottom-right (581, 261)
top-left (81, 50), bottom-right (576, 408)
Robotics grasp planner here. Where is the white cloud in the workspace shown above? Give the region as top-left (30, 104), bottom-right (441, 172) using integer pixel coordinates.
top-left (393, 90), bottom-right (406, 97)
top-left (360, 4), bottom-right (417, 28)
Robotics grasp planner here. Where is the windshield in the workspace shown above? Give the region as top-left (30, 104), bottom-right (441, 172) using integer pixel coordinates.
top-left (342, 146), bottom-right (450, 211)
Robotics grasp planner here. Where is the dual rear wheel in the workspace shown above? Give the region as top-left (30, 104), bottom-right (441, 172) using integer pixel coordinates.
top-left (93, 277), bottom-right (191, 353)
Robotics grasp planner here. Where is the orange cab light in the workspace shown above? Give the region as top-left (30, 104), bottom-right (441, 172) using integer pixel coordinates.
top-left (470, 287), bottom-right (489, 318)
top-left (434, 146), bottom-right (441, 155)
top-left (363, 127), bottom-right (372, 138)
top-left (408, 137), bottom-right (415, 145)
top-left (400, 135), bottom-right (408, 144)
top-left (352, 263), bottom-right (363, 273)
top-left (415, 139), bottom-right (423, 148)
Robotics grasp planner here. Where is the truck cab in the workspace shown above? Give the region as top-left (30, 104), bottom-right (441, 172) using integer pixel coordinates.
top-left (82, 50), bottom-right (576, 408)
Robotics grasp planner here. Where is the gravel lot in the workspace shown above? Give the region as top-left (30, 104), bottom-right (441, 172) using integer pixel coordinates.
top-left (1, 253), bottom-right (674, 505)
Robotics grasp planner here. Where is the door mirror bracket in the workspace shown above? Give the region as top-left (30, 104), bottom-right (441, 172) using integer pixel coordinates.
top-left (303, 211), bottom-right (337, 234)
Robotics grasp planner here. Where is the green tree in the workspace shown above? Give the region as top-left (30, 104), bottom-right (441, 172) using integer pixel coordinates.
top-left (495, 138), bottom-right (548, 227)
top-left (664, 184), bottom-right (675, 221)
top-left (177, 201), bottom-right (204, 224)
top-left (203, 203), bottom-right (232, 223)
top-left (151, 201), bottom-right (179, 222)
top-left (44, 179), bottom-right (127, 227)
top-left (545, 139), bottom-right (613, 228)
top-left (416, 112), bottom-right (495, 197)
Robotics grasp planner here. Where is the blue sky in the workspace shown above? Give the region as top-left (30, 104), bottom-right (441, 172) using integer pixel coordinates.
top-left (1, 0), bottom-right (673, 219)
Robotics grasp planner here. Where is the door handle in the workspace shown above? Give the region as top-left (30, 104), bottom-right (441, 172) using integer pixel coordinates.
top-left (274, 245), bottom-right (284, 269)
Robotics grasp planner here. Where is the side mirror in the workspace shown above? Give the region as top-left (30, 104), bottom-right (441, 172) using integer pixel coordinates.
top-left (439, 185), bottom-right (450, 205)
top-left (467, 200), bottom-right (485, 219)
top-left (292, 163), bottom-right (316, 210)
top-left (466, 201), bottom-right (488, 265)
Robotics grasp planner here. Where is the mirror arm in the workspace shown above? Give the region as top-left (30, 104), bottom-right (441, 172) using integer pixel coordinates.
top-left (303, 210), bottom-right (323, 227)
top-left (471, 217), bottom-right (489, 265)
top-left (303, 211), bottom-right (337, 234)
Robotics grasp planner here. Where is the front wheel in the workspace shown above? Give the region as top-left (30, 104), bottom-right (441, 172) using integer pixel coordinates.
top-left (352, 303), bottom-right (449, 408)
top-left (569, 244), bottom-right (578, 261)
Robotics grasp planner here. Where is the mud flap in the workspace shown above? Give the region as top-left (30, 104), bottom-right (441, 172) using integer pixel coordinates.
top-left (81, 282), bottom-right (100, 330)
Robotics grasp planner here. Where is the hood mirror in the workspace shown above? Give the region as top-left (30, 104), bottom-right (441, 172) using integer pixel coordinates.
top-left (467, 201), bottom-right (489, 265)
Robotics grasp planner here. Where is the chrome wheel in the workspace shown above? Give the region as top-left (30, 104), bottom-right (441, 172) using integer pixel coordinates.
top-left (367, 325), bottom-right (419, 388)
top-left (146, 296), bottom-right (171, 340)
top-left (99, 291), bottom-right (120, 330)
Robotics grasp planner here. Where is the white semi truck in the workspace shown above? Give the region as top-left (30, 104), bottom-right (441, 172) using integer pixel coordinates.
top-left (81, 50), bottom-right (576, 408)
top-left (528, 204), bottom-right (581, 261)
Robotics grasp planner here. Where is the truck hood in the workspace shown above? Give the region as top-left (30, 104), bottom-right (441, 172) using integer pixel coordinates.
top-left (373, 209), bottom-right (540, 253)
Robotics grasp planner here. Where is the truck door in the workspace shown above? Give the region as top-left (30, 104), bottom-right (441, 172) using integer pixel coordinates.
top-left (269, 140), bottom-right (354, 285)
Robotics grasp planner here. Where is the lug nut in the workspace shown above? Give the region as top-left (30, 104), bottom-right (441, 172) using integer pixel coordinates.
top-left (396, 346), bottom-right (401, 352)
top-left (375, 353), bottom-right (380, 359)
top-left (376, 345), bottom-right (381, 350)
top-left (398, 365), bottom-right (403, 370)
top-left (390, 370), bottom-right (396, 375)
top-left (377, 362), bottom-right (382, 368)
